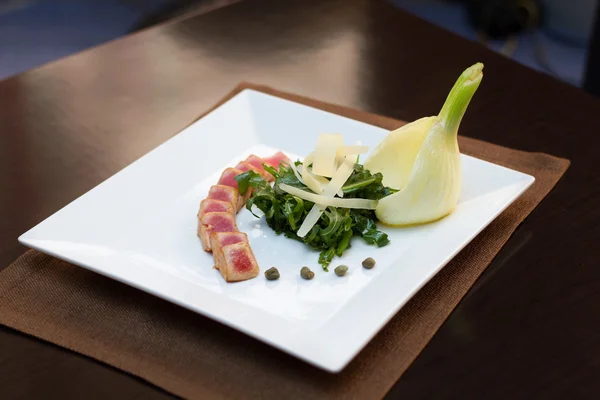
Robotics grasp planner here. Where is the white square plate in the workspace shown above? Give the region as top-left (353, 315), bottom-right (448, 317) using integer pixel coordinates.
top-left (19, 89), bottom-right (534, 372)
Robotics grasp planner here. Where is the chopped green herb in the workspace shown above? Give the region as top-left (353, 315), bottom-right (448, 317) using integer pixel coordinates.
top-left (236, 161), bottom-right (393, 270)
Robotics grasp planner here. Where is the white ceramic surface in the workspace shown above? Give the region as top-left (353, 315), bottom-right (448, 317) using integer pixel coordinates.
top-left (19, 89), bottom-right (534, 372)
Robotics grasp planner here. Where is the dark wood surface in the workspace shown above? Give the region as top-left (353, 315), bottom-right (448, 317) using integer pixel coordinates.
top-left (584, 2), bottom-right (600, 96)
top-left (1, 0), bottom-right (599, 398)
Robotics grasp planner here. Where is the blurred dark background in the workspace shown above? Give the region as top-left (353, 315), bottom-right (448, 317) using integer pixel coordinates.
top-left (1, 0), bottom-right (599, 94)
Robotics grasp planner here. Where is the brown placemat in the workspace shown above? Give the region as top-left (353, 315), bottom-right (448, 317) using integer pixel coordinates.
top-left (0, 83), bottom-right (569, 400)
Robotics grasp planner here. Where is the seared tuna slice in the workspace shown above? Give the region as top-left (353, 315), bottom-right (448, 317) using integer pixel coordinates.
top-left (197, 212), bottom-right (238, 251)
top-left (207, 185), bottom-right (239, 213)
top-left (213, 241), bottom-right (259, 282)
top-left (262, 151), bottom-right (290, 168)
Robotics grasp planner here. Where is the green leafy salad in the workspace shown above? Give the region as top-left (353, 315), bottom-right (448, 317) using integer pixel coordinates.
top-left (235, 161), bottom-right (396, 270)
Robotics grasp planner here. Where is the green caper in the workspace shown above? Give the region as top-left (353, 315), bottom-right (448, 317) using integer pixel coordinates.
top-left (264, 267), bottom-right (280, 280)
top-left (300, 266), bottom-right (314, 280)
top-left (362, 257), bottom-right (376, 269)
top-left (334, 265), bottom-right (348, 277)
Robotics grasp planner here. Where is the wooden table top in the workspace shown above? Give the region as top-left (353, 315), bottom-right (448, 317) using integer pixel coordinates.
top-left (1, 0), bottom-right (599, 398)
